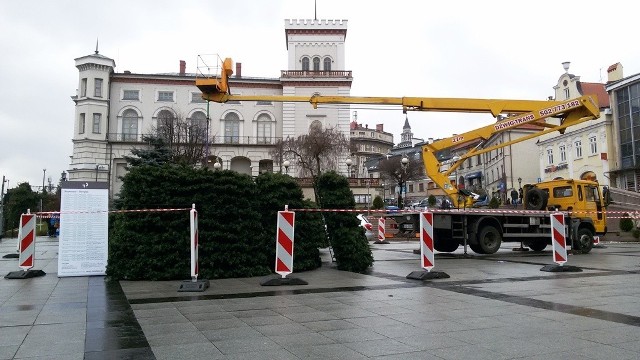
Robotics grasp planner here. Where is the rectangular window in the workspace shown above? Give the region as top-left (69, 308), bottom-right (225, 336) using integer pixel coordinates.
top-left (191, 92), bottom-right (206, 103)
top-left (408, 184), bottom-right (414, 193)
top-left (256, 100), bottom-right (272, 105)
top-left (79, 113), bottom-right (85, 134)
top-left (123, 90), bottom-right (139, 100)
top-left (94, 78), bottom-right (103, 97)
top-left (157, 91), bottom-right (174, 102)
top-left (81, 78), bottom-right (87, 97)
top-left (564, 88), bottom-right (570, 99)
top-left (575, 140), bottom-right (583, 158)
top-left (559, 145), bottom-right (566, 162)
top-left (547, 149), bottom-right (554, 164)
top-left (589, 136), bottom-right (597, 155)
top-left (92, 113), bottom-right (101, 134)
top-left (122, 117), bottom-right (138, 141)
top-left (418, 183), bottom-right (424, 192)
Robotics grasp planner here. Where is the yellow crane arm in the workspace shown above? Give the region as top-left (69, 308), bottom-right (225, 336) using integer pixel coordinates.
top-left (196, 57), bottom-right (601, 208)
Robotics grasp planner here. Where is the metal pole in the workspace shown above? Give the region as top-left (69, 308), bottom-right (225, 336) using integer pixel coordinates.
top-left (0, 175), bottom-right (5, 237)
top-left (366, 179), bottom-right (370, 216)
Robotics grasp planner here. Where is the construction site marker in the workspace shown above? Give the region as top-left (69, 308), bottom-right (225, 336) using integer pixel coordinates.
top-left (406, 211), bottom-right (449, 280)
top-left (5, 210), bottom-right (46, 279)
top-left (179, 204), bottom-right (209, 292)
top-left (261, 205), bottom-right (307, 286)
top-left (541, 212), bottom-right (581, 272)
top-left (374, 217), bottom-right (389, 244)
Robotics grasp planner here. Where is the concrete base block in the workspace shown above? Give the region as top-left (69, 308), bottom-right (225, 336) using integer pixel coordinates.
top-left (5, 269), bottom-right (46, 279)
top-left (260, 276), bottom-right (308, 286)
top-left (406, 270), bottom-right (450, 280)
top-left (178, 279), bottom-right (210, 292)
top-left (540, 264), bottom-right (582, 272)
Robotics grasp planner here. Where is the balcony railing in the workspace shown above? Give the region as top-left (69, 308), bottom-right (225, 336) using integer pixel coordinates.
top-left (295, 177), bottom-right (380, 188)
top-left (280, 70), bottom-right (352, 78)
top-left (108, 133), bottom-right (284, 145)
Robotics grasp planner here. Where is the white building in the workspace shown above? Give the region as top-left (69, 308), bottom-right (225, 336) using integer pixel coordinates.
top-left (536, 62), bottom-right (613, 186)
top-left (67, 19), bottom-right (353, 199)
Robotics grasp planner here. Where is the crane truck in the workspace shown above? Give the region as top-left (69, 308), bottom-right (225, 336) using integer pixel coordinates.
top-left (196, 57), bottom-right (609, 255)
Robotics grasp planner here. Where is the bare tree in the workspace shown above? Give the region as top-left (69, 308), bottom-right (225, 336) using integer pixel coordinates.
top-left (377, 155), bottom-right (423, 208)
top-left (270, 126), bottom-right (350, 179)
top-left (153, 109), bottom-right (211, 166)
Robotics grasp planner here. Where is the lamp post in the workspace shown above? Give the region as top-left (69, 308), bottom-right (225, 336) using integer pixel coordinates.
top-left (346, 158), bottom-right (353, 177)
top-left (518, 177), bottom-right (523, 204)
top-left (42, 169), bottom-right (46, 193)
top-left (283, 160), bottom-right (290, 174)
top-left (399, 156), bottom-right (409, 209)
top-left (213, 161), bottom-right (222, 171)
top-left (0, 175), bottom-right (6, 237)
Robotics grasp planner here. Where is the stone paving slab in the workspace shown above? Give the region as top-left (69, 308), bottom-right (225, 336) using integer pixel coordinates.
top-left (1, 235), bottom-right (639, 359)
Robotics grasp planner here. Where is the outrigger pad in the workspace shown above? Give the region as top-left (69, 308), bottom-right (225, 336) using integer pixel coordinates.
top-left (5, 269), bottom-right (46, 279)
top-left (406, 270), bottom-right (450, 280)
top-left (178, 279), bottom-right (210, 292)
top-left (540, 264), bottom-right (582, 272)
top-left (374, 240), bottom-right (390, 244)
top-left (3, 253), bottom-right (19, 259)
top-left (260, 276), bottom-right (308, 286)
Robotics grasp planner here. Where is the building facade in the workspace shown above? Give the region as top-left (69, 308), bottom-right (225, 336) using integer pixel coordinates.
top-left (68, 19), bottom-right (354, 199)
top-left (536, 62), bottom-right (613, 187)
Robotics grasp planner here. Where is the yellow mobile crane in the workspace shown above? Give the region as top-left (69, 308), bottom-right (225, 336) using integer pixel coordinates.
top-left (197, 58), bottom-right (607, 254)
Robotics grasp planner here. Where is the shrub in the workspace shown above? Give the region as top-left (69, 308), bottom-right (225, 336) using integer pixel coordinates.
top-left (254, 172), bottom-right (323, 272)
top-left (488, 196), bottom-right (500, 209)
top-left (619, 214), bottom-right (634, 232)
top-left (372, 195), bottom-right (384, 210)
top-left (108, 165), bottom-right (272, 280)
top-left (316, 171), bottom-right (373, 273)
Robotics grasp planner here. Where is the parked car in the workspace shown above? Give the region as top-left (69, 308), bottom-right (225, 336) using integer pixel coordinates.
top-left (357, 214), bottom-right (376, 241)
top-left (385, 205), bottom-right (400, 213)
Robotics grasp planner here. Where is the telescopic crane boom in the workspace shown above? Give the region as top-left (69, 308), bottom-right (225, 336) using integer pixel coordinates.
top-left (196, 58), bottom-right (601, 208)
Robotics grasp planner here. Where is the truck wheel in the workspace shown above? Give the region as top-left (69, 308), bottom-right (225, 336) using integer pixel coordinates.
top-left (477, 226), bottom-right (502, 254)
top-left (525, 188), bottom-right (548, 210)
top-left (468, 243), bottom-right (485, 254)
top-left (434, 239), bottom-right (459, 253)
top-left (573, 228), bottom-right (594, 254)
top-left (526, 240), bottom-right (547, 252)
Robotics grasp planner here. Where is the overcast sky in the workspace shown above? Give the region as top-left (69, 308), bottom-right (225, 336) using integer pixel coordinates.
top-left (1, 0), bottom-right (637, 190)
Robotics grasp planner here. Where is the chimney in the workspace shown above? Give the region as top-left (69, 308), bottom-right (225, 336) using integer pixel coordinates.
top-left (236, 62), bottom-right (242, 78)
top-left (179, 60), bottom-right (186, 76)
top-left (376, 124), bottom-right (384, 132)
top-left (607, 62), bottom-right (623, 83)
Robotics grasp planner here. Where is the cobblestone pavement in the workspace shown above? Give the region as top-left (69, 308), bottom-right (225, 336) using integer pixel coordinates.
top-left (1, 235), bottom-right (639, 359)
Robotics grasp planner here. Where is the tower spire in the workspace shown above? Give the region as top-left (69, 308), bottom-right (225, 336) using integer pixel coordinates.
top-left (95, 38), bottom-right (99, 54)
top-left (314, 0), bottom-right (317, 20)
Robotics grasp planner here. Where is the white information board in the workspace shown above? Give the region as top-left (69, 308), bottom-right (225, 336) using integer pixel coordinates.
top-left (58, 181), bottom-right (109, 277)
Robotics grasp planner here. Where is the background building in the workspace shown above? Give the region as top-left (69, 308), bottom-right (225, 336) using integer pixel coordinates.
top-left (68, 19), bottom-right (354, 199)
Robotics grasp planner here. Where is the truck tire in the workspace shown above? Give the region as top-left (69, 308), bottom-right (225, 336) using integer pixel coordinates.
top-left (526, 240), bottom-right (547, 252)
top-left (468, 242), bottom-right (485, 254)
top-left (434, 239), bottom-right (459, 253)
top-left (573, 228), bottom-right (594, 254)
top-left (477, 225), bottom-right (502, 254)
top-left (525, 188), bottom-right (548, 211)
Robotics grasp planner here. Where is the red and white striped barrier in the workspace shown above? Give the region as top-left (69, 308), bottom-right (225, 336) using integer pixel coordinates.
top-left (550, 212), bottom-right (567, 266)
top-left (275, 207), bottom-right (295, 278)
top-left (18, 212), bottom-right (36, 270)
top-left (378, 217), bottom-right (386, 242)
top-left (420, 212), bottom-right (435, 271)
top-left (190, 205), bottom-right (199, 280)
top-left (593, 235), bottom-right (600, 246)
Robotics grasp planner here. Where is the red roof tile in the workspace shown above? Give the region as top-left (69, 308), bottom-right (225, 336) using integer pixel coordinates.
top-left (579, 82), bottom-right (610, 108)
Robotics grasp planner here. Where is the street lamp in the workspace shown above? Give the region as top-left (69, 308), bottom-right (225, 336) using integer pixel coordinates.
top-left (518, 177), bottom-right (522, 189)
top-left (283, 160), bottom-right (290, 174)
top-left (213, 161), bottom-right (222, 170)
top-left (346, 158), bottom-right (353, 177)
top-left (42, 169), bottom-right (46, 193)
top-left (399, 156), bottom-right (409, 209)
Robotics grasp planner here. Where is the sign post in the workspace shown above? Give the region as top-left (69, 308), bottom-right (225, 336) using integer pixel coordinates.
top-left (541, 213), bottom-right (582, 272)
top-left (374, 217), bottom-right (389, 244)
top-left (261, 205), bottom-right (307, 286)
top-left (179, 204), bottom-right (209, 292)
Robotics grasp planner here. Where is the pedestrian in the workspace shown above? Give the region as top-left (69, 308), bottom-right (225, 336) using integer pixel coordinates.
top-left (510, 188), bottom-right (518, 208)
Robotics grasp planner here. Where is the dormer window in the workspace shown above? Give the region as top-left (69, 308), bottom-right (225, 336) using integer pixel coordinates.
top-left (302, 57), bottom-right (310, 71)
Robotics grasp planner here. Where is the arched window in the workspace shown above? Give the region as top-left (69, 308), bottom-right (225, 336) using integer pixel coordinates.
top-left (313, 57), bottom-right (320, 71)
top-left (257, 114), bottom-right (272, 144)
top-left (323, 57), bottom-right (331, 71)
top-left (224, 112), bottom-right (240, 143)
top-left (157, 109), bottom-right (175, 142)
top-left (189, 111), bottom-right (208, 142)
top-left (302, 57), bottom-right (310, 71)
top-left (122, 109), bottom-right (138, 141)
